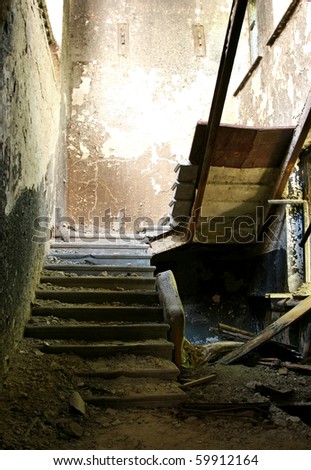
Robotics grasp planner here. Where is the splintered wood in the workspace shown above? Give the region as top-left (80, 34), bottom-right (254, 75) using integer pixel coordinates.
top-left (218, 296), bottom-right (311, 365)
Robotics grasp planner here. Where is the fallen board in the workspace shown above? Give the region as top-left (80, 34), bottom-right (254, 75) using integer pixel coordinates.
top-left (217, 295), bottom-right (311, 365)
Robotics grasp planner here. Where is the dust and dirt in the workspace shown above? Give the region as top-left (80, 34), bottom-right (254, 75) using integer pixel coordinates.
top-left (1, 338), bottom-right (311, 450)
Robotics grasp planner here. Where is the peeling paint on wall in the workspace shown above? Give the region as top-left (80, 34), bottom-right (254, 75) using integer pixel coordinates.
top-left (2, 0), bottom-right (61, 216)
top-left (66, 0), bottom-right (237, 227)
top-left (1, 0), bottom-right (62, 385)
top-left (72, 76), bottom-right (92, 106)
top-left (227, 1), bottom-right (311, 127)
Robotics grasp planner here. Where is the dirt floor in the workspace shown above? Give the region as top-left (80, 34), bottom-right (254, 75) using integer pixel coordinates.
top-left (0, 338), bottom-right (311, 450)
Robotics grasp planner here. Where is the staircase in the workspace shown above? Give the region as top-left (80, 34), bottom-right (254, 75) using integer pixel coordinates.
top-left (25, 236), bottom-right (186, 408)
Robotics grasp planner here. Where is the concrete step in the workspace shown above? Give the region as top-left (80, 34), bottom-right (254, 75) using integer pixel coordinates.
top-left (25, 322), bottom-right (169, 341)
top-left (50, 242), bottom-right (149, 252)
top-left (43, 263), bottom-right (156, 277)
top-left (32, 305), bottom-right (164, 322)
top-left (35, 289), bottom-right (159, 305)
top-left (38, 339), bottom-right (175, 360)
top-left (43, 264), bottom-right (156, 277)
top-left (83, 385), bottom-right (186, 409)
top-left (50, 247), bottom-right (149, 256)
top-left (39, 275), bottom-right (156, 291)
top-left (53, 234), bottom-right (145, 243)
top-left (75, 356), bottom-right (180, 380)
top-left (46, 253), bottom-right (151, 267)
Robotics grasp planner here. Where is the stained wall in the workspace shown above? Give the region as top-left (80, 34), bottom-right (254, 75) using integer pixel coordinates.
top-left (66, 0), bottom-right (245, 231)
top-left (0, 0), bottom-right (63, 385)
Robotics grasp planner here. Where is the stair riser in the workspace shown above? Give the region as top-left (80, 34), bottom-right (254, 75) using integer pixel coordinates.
top-left (32, 307), bottom-right (164, 322)
top-left (40, 344), bottom-right (174, 360)
top-left (39, 276), bottom-right (156, 291)
top-left (84, 395), bottom-right (186, 409)
top-left (25, 325), bottom-right (169, 341)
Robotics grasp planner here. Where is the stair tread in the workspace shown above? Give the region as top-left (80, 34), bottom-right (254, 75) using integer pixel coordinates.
top-left (32, 304), bottom-right (163, 310)
top-left (47, 253), bottom-right (151, 259)
top-left (53, 234), bottom-right (145, 241)
top-left (42, 266), bottom-right (155, 278)
top-left (80, 355), bottom-right (179, 372)
top-left (25, 322), bottom-right (169, 341)
top-left (34, 290), bottom-right (159, 306)
top-left (39, 276), bottom-right (156, 290)
top-left (38, 339), bottom-right (174, 359)
top-left (51, 243), bottom-right (148, 249)
top-left (36, 283), bottom-right (157, 297)
top-left (43, 264), bottom-right (155, 272)
top-left (75, 355), bottom-right (180, 380)
top-left (31, 304), bottom-right (164, 323)
top-left (26, 322), bottom-right (169, 328)
top-left (84, 388), bottom-right (186, 408)
top-left (39, 338), bottom-right (173, 345)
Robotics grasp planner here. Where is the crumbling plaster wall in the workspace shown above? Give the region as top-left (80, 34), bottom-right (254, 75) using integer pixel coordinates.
top-left (225, 1), bottom-right (311, 127)
top-left (66, 0), bottom-right (244, 229)
top-left (0, 0), bottom-right (62, 386)
top-left (222, 2), bottom-right (311, 296)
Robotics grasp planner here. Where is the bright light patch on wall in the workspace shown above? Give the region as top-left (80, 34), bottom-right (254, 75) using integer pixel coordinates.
top-left (45, 0), bottom-right (64, 46)
top-left (272, 0), bottom-right (292, 27)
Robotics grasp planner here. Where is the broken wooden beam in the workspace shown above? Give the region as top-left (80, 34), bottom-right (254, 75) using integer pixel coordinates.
top-left (188, 0), bottom-right (248, 238)
top-left (218, 323), bottom-right (255, 338)
top-left (217, 296), bottom-right (311, 365)
top-left (180, 373), bottom-right (216, 389)
top-left (302, 322), bottom-right (311, 359)
top-left (282, 362), bottom-right (311, 375)
top-left (217, 323), bottom-right (254, 342)
top-left (180, 401), bottom-right (270, 421)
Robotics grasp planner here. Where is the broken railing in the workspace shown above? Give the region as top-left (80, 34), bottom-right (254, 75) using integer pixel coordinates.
top-left (156, 270), bottom-right (185, 370)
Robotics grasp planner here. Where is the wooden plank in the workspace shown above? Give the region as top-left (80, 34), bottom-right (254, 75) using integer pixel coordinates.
top-left (181, 402), bottom-right (270, 412)
top-left (180, 374), bottom-right (216, 389)
top-left (211, 127), bottom-right (293, 168)
top-left (273, 88), bottom-right (311, 200)
top-left (267, 0), bottom-right (301, 47)
top-left (85, 390), bottom-right (186, 408)
top-left (205, 166), bottom-right (278, 185)
top-left (40, 340), bottom-right (174, 359)
top-left (201, 200), bottom-right (258, 217)
top-left (172, 182), bottom-right (196, 201)
top-left (32, 305), bottom-right (164, 322)
top-left (189, 0), bottom-right (248, 237)
top-left (175, 164), bottom-right (199, 182)
top-left (195, 215), bottom-right (257, 244)
top-left (218, 296), bottom-right (311, 365)
top-left (218, 323), bottom-right (254, 338)
top-left (25, 323), bottom-right (169, 341)
top-left (202, 183), bottom-right (273, 203)
top-left (76, 367), bottom-right (179, 380)
top-left (39, 276), bottom-right (156, 290)
top-left (302, 323), bottom-right (311, 359)
top-left (188, 123), bottom-right (294, 168)
top-left (189, 121), bottom-right (208, 165)
top-left (282, 362), bottom-right (311, 375)
top-left (260, 90), bottom-right (311, 239)
top-left (35, 289), bottom-right (159, 305)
